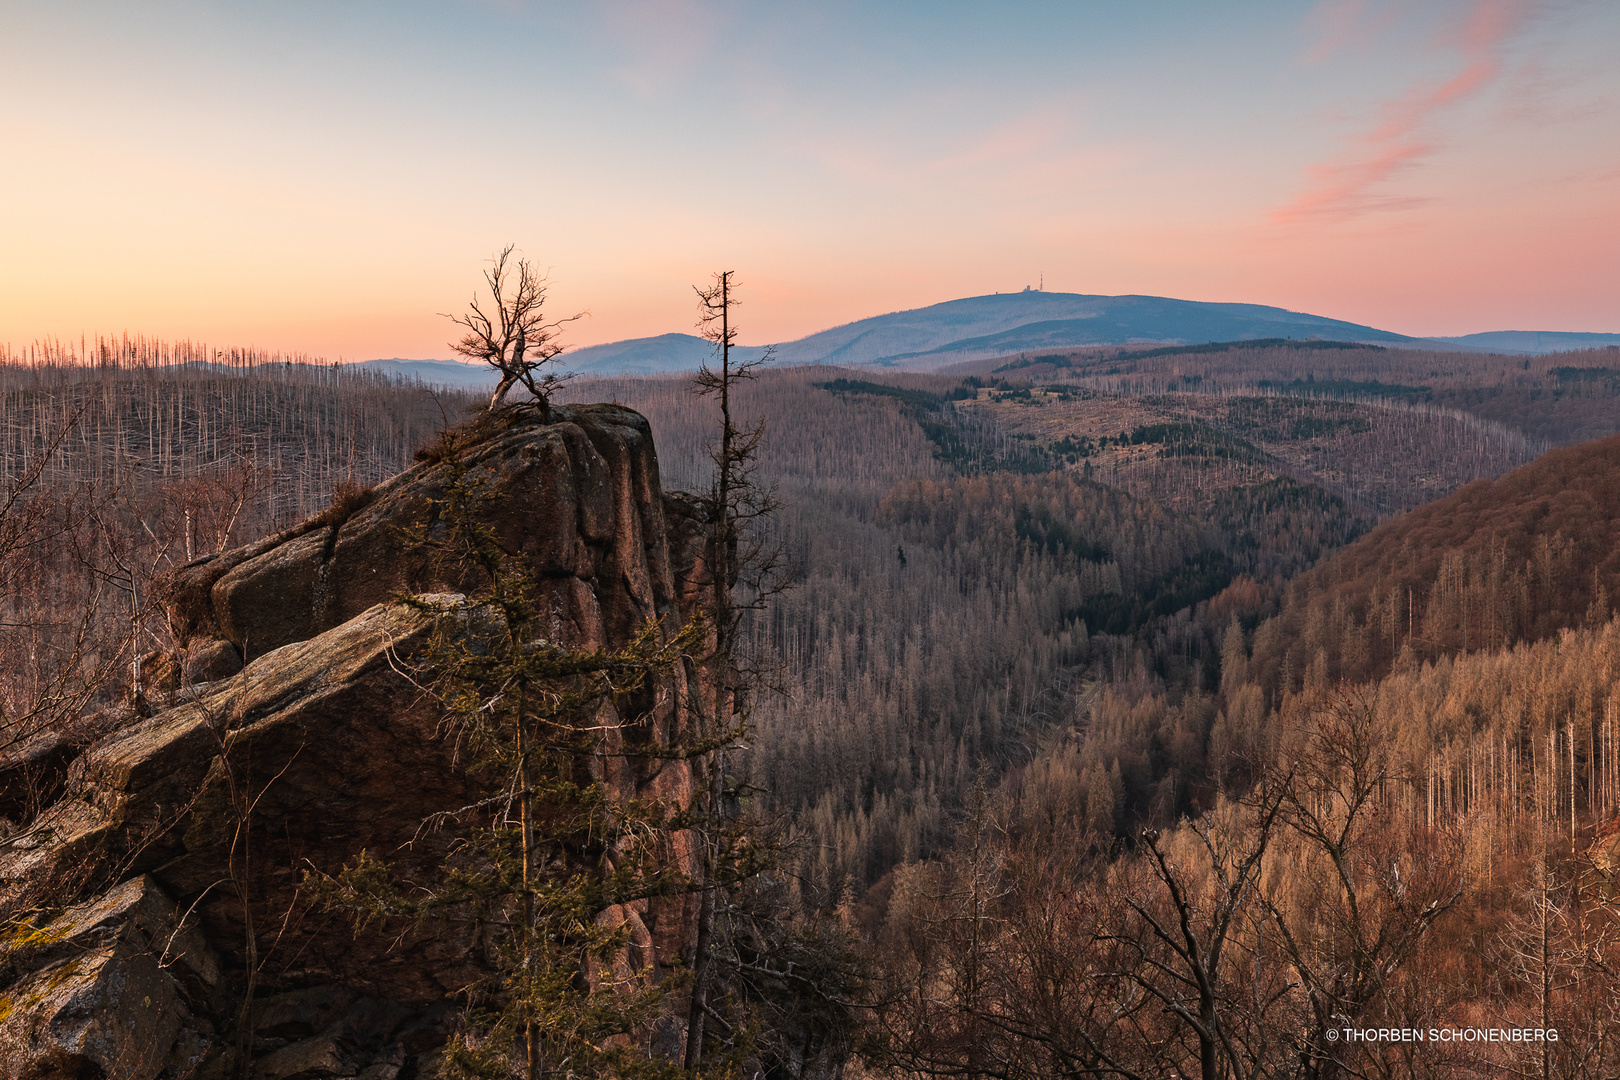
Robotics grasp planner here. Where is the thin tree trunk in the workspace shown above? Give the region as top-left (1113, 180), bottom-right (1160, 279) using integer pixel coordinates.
top-left (683, 272), bottom-right (735, 1075)
top-left (518, 697), bottom-right (538, 1080)
top-left (687, 272), bottom-right (736, 1071)
top-left (1540, 861), bottom-right (1550, 1080)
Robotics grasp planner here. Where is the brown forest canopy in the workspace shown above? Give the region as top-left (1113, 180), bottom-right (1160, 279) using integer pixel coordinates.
top-left (1246, 432), bottom-right (1620, 700)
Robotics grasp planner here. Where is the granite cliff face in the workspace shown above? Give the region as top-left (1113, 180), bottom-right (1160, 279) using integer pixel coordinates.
top-left (0, 404), bottom-right (707, 1080)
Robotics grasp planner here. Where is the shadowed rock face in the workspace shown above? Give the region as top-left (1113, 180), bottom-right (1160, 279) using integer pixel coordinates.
top-left (0, 404), bottom-right (705, 1080)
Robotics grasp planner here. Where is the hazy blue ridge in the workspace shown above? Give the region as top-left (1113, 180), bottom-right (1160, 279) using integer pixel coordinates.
top-left (560, 332), bottom-right (767, 375)
top-left (351, 358), bottom-right (500, 388)
top-left (345, 344), bottom-right (743, 389)
top-left (1428, 331), bottom-right (1620, 355)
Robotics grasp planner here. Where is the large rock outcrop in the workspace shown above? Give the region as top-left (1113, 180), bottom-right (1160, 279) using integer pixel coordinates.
top-left (166, 402), bottom-right (687, 657)
top-left (0, 404), bottom-right (707, 1079)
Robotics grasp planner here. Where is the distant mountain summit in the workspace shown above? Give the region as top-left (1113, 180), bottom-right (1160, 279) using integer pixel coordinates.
top-left (559, 291), bottom-right (1424, 375)
top-left (560, 332), bottom-right (767, 376)
top-left (358, 293), bottom-right (1619, 383)
top-left (773, 292), bottom-right (1421, 368)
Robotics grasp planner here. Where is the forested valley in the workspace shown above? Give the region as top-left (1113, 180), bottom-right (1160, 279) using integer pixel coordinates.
top-left (3, 334), bottom-right (1620, 1077)
top-left (568, 343), bottom-right (1620, 1079)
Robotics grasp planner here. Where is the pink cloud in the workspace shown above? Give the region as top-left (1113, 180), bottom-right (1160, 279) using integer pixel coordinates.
top-left (1273, 0), bottom-right (1529, 225)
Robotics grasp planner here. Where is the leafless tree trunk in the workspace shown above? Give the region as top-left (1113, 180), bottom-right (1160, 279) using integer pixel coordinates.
top-left (684, 270), bottom-right (777, 1071)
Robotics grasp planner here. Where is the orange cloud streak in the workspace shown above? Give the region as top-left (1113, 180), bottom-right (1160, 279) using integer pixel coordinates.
top-left (1273, 0), bottom-right (1528, 225)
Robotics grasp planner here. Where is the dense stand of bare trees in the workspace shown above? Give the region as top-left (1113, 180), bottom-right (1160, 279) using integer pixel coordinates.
top-left (0, 362), bottom-right (471, 527)
top-left (0, 332), bottom-right (327, 371)
top-left (0, 401), bottom-right (129, 763)
top-left (870, 673), bottom-right (1620, 1079)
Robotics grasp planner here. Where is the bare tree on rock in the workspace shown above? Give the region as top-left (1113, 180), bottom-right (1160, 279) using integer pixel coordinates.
top-left (444, 244), bottom-right (582, 417)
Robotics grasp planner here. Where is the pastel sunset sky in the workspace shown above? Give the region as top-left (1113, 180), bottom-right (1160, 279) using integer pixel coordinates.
top-left (2, 0), bottom-right (1616, 359)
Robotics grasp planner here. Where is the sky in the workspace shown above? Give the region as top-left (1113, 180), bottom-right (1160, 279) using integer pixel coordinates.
top-left (1, 0), bottom-right (1617, 359)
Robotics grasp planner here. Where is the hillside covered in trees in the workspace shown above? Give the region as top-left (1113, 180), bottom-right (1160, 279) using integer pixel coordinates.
top-left (1242, 434), bottom-right (1620, 699)
top-left (555, 356), bottom-right (1565, 896)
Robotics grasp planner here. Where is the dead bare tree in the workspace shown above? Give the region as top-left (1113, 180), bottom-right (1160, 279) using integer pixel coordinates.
top-left (1108, 787), bottom-right (1288, 1080)
top-left (444, 245), bottom-right (582, 417)
top-left (683, 270), bottom-right (785, 1071)
top-left (1261, 689), bottom-right (1466, 1080)
top-left (868, 809), bottom-right (1152, 1080)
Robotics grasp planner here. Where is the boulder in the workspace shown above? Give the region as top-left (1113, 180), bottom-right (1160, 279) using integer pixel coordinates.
top-left (251, 984), bottom-right (359, 1041)
top-left (0, 875), bottom-right (223, 1080)
top-left (0, 732), bottom-right (73, 824)
top-left (183, 639), bottom-right (244, 685)
top-left (250, 997), bottom-right (410, 1080)
top-left (0, 598), bottom-right (479, 1005)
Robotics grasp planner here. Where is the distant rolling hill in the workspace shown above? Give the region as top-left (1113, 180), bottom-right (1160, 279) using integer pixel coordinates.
top-left (352, 358), bottom-right (501, 389)
top-left (558, 332), bottom-right (765, 375)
